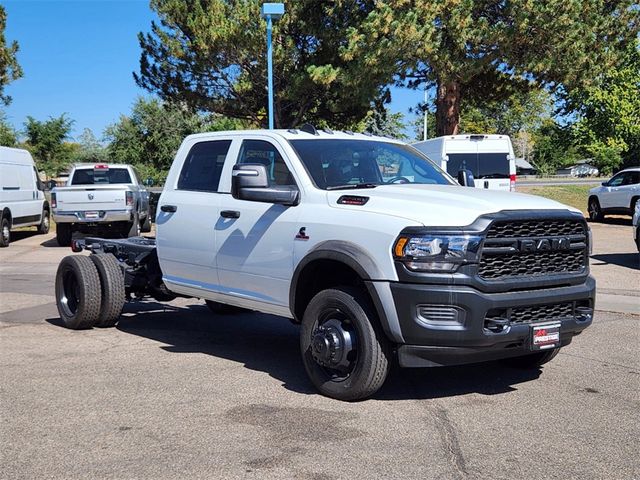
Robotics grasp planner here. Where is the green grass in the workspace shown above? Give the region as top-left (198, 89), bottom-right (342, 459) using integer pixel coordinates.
top-left (517, 185), bottom-right (591, 214)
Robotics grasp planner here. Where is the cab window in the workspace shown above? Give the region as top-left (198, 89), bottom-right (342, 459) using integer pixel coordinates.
top-left (177, 140), bottom-right (232, 192)
top-left (237, 140), bottom-right (295, 186)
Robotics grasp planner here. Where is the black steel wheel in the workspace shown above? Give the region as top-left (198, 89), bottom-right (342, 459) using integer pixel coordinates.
top-left (300, 287), bottom-right (390, 401)
top-left (501, 348), bottom-right (560, 369)
top-left (0, 216), bottom-right (10, 247)
top-left (588, 198), bottom-right (603, 222)
top-left (90, 254), bottom-right (125, 327)
top-left (55, 255), bottom-right (102, 329)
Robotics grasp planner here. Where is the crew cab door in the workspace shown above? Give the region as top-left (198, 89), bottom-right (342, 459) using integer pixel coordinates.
top-left (214, 138), bottom-right (300, 310)
top-left (156, 139), bottom-right (232, 288)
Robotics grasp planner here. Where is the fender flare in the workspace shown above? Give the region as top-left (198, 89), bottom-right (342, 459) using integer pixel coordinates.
top-left (289, 241), bottom-right (404, 343)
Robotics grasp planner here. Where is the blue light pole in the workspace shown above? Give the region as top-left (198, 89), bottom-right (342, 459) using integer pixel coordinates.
top-left (261, 3), bottom-right (285, 130)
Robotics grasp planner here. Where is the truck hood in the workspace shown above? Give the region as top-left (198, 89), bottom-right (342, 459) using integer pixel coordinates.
top-left (327, 184), bottom-right (580, 226)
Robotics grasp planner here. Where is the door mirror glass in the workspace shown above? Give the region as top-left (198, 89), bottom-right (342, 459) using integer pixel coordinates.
top-left (232, 164), bottom-right (299, 206)
top-left (457, 169), bottom-right (475, 187)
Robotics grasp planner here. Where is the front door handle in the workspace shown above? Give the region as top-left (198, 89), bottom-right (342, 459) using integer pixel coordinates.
top-left (220, 210), bottom-right (240, 219)
top-left (160, 205), bottom-right (177, 213)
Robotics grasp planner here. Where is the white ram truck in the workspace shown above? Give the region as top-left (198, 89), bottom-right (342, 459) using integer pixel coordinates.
top-left (51, 163), bottom-right (150, 246)
top-left (53, 128), bottom-right (595, 400)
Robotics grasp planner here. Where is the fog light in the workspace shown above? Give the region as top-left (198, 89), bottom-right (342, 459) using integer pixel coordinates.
top-left (417, 305), bottom-right (465, 327)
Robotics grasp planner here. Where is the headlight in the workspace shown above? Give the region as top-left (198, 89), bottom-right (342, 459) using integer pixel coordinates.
top-left (393, 232), bottom-right (482, 272)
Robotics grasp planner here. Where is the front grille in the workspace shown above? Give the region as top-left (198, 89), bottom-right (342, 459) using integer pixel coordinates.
top-left (486, 219), bottom-right (585, 238)
top-left (510, 302), bottom-right (573, 324)
top-left (478, 218), bottom-right (587, 281)
top-left (484, 302), bottom-right (575, 331)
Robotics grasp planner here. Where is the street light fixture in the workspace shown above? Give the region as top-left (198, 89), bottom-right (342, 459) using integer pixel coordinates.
top-left (260, 3), bottom-right (285, 130)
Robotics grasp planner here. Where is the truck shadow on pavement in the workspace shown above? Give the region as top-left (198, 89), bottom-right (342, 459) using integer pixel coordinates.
top-left (591, 253), bottom-right (640, 269)
top-left (110, 300), bottom-right (543, 401)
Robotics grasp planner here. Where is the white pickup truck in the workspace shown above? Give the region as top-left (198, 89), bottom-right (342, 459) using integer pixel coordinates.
top-left (51, 163), bottom-right (150, 246)
top-left (53, 128), bottom-right (595, 400)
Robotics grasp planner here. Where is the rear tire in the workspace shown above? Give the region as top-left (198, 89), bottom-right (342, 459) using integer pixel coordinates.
top-left (90, 254), bottom-right (125, 327)
top-left (588, 197), bottom-right (603, 222)
top-left (56, 223), bottom-right (72, 246)
top-left (38, 208), bottom-right (50, 234)
top-left (300, 287), bottom-right (391, 401)
top-left (126, 212), bottom-right (140, 238)
top-left (55, 255), bottom-right (102, 329)
top-left (0, 216), bottom-right (10, 247)
top-left (501, 348), bottom-right (560, 368)
top-left (141, 214), bottom-right (151, 233)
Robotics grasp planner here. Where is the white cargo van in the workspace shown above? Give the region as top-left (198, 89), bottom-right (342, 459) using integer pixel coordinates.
top-left (413, 134), bottom-right (516, 191)
top-left (0, 147), bottom-right (50, 247)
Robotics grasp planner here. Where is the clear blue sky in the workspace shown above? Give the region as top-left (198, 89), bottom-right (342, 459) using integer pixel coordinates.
top-left (2, 0), bottom-right (424, 141)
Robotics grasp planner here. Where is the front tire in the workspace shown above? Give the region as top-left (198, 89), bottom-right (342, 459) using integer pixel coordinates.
top-left (588, 197), bottom-right (603, 222)
top-left (502, 348), bottom-right (560, 368)
top-left (55, 255), bottom-right (102, 329)
top-left (300, 287), bottom-right (391, 401)
top-left (56, 223), bottom-right (72, 246)
top-left (90, 254), bottom-right (125, 327)
top-left (0, 216), bottom-right (10, 247)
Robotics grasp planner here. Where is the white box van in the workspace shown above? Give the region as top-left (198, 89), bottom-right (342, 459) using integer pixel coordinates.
top-left (413, 134), bottom-right (516, 191)
top-left (0, 147), bottom-right (50, 247)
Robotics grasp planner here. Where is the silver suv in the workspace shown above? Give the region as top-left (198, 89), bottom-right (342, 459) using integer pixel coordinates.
top-left (588, 167), bottom-right (640, 221)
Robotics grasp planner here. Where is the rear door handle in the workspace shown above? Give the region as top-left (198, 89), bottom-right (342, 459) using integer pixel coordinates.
top-left (220, 210), bottom-right (240, 219)
top-left (160, 205), bottom-right (177, 213)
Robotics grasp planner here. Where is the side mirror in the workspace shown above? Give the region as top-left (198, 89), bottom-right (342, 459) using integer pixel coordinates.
top-left (601, 181), bottom-right (608, 187)
top-left (457, 169), bottom-right (475, 188)
top-left (231, 164), bottom-right (299, 206)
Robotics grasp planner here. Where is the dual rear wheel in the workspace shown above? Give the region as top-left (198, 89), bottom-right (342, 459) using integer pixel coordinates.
top-left (55, 254), bottom-right (125, 329)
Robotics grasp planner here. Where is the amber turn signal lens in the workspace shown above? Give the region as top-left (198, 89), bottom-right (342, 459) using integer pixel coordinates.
top-left (394, 237), bottom-right (408, 257)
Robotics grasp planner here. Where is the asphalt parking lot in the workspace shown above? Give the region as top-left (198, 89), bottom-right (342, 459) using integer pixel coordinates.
top-left (1, 221), bottom-right (638, 480)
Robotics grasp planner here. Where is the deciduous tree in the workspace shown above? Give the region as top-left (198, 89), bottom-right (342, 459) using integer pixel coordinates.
top-left (23, 115), bottom-right (74, 176)
top-left (570, 41), bottom-right (640, 173)
top-left (105, 97), bottom-right (244, 183)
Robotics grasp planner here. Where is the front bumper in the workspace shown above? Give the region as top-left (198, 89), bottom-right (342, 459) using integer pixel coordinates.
top-left (53, 209), bottom-right (133, 224)
top-left (389, 276), bottom-right (596, 367)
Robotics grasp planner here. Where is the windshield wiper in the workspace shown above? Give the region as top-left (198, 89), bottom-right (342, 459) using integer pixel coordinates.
top-left (326, 183), bottom-right (379, 191)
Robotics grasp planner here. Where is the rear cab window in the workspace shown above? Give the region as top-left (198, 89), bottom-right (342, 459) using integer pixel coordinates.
top-left (71, 167), bottom-right (132, 185)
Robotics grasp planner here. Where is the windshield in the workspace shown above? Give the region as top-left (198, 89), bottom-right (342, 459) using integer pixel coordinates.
top-left (289, 139), bottom-right (453, 190)
top-left (71, 168), bottom-right (132, 185)
top-left (446, 152), bottom-right (510, 179)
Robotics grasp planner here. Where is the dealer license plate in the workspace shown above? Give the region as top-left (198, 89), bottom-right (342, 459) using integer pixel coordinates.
top-left (85, 211), bottom-right (99, 219)
top-left (531, 323), bottom-right (561, 350)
